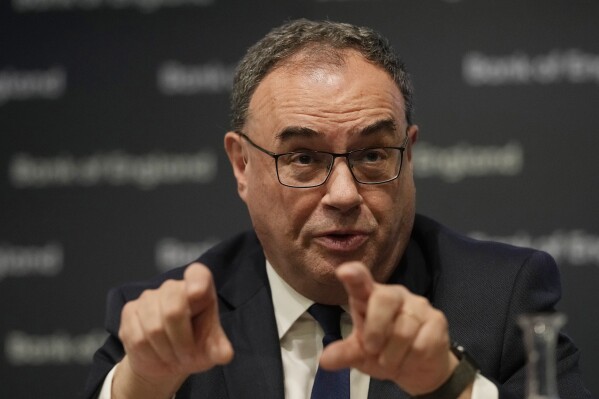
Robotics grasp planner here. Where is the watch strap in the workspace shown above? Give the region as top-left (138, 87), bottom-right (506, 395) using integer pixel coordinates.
top-left (413, 344), bottom-right (479, 399)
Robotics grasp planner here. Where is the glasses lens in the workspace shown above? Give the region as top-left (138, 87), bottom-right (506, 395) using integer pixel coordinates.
top-left (277, 151), bottom-right (333, 187)
top-left (349, 148), bottom-right (403, 184)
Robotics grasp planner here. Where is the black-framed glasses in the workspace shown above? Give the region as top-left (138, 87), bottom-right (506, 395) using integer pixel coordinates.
top-left (237, 131), bottom-right (410, 188)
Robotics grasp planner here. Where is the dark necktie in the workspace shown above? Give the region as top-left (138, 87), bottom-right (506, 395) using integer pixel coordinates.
top-left (308, 303), bottom-right (350, 399)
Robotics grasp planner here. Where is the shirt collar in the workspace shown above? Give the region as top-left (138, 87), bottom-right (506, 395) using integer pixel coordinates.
top-left (266, 260), bottom-right (314, 340)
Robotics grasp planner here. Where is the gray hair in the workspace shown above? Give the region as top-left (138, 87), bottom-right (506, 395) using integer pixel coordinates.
top-left (230, 19), bottom-right (414, 131)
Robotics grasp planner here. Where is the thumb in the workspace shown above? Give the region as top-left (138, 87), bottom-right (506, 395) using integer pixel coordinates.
top-left (319, 335), bottom-right (363, 370)
top-left (203, 318), bottom-right (234, 365)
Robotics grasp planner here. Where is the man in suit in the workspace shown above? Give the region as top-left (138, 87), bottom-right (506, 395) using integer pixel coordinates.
top-left (84, 19), bottom-right (593, 399)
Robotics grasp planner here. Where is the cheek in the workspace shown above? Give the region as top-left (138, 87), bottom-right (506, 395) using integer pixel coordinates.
top-left (247, 173), bottom-right (280, 219)
top-left (285, 191), bottom-right (322, 232)
top-left (243, 161), bottom-right (278, 222)
top-left (366, 180), bottom-right (414, 228)
top-left (245, 166), bottom-right (319, 236)
top-left (364, 185), bottom-right (400, 214)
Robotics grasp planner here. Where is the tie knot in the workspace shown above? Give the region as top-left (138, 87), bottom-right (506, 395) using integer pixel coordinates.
top-left (308, 303), bottom-right (344, 346)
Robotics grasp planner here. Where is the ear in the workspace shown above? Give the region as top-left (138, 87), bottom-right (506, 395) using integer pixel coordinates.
top-left (406, 124), bottom-right (419, 161)
top-left (224, 131), bottom-right (249, 202)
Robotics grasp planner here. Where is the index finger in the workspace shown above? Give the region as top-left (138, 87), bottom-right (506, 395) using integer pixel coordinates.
top-left (335, 262), bottom-right (374, 306)
top-left (184, 263), bottom-right (217, 317)
top-left (184, 263), bottom-right (233, 365)
top-left (156, 263), bottom-right (215, 364)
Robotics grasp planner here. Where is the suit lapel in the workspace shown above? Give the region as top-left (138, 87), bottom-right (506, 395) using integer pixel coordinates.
top-left (196, 228), bottom-right (435, 399)
top-left (215, 240), bottom-right (285, 399)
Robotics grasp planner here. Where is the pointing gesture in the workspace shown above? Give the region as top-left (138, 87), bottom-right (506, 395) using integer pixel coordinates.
top-left (320, 262), bottom-right (467, 397)
top-left (113, 263), bottom-right (233, 399)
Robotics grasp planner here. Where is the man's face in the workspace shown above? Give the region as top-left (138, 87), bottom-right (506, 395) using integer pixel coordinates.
top-left (225, 49), bottom-right (417, 304)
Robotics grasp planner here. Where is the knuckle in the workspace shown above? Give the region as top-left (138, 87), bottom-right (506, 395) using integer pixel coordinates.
top-left (371, 287), bottom-right (402, 310)
top-left (137, 288), bottom-right (158, 305)
top-left (128, 334), bottom-right (149, 352)
top-left (145, 326), bottom-right (165, 344)
top-left (117, 326), bottom-right (127, 343)
top-left (410, 341), bottom-right (430, 358)
top-left (412, 295), bottom-right (430, 309)
top-left (119, 304), bottom-right (139, 341)
top-left (430, 308), bottom-right (448, 328)
top-left (377, 288), bottom-right (399, 304)
top-left (392, 322), bottom-right (415, 341)
top-left (121, 301), bottom-right (135, 318)
top-left (395, 285), bottom-right (409, 296)
top-left (161, 279), bottom-right (179, 290)
top-left (163, 298), bottom-right (187, 322)
top-left (121, 327), bottom-right (146, 351)
top-left (365, 328), bottom-right (385, 343)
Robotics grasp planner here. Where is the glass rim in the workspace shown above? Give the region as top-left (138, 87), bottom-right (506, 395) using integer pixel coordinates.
top-left (237, 131), bottom-right (408, 188)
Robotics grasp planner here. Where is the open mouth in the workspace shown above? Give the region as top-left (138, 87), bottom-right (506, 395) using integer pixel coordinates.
top-left (314, 232), bottom-right (369, 252)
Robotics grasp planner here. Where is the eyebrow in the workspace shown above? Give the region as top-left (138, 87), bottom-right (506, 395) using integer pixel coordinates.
top-left (275, 126), bottom-right (321, 142)
top-left (274, 118), bottom-right (399, 143)
top-left (357, 118), bottom-right (398, 137)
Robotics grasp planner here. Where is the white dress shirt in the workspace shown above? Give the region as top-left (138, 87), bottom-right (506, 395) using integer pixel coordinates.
top-left (265, 261), bottom-right (498, 399)
top-left (266, 260), bottom-right (370, 399)
top-left (99, 260), bottom-right (498, 398)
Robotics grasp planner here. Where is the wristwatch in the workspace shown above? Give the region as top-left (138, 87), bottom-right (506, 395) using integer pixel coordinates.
top-left (413, 343), bottom-right (480, 399)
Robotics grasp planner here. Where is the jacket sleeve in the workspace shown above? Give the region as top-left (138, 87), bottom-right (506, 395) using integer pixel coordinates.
top-left (496, 250), bottom-right (593, 398)
top-left (82, 287), bottom-right (128, 399)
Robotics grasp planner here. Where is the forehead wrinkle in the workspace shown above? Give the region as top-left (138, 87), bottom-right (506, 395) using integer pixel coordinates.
top-left (246, 52), bottom-right (406, 145)
top-left (274, 115), bottom-right (399, 143)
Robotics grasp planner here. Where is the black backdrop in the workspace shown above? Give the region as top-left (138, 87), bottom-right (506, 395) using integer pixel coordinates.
top-left (1, 0), bottom-right (598, 397)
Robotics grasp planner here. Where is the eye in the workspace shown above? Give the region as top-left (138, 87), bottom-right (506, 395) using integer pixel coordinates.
top-left (289, 152), bottom-right (317, 165)
top-left (358, 148), bottom-right (388, 163)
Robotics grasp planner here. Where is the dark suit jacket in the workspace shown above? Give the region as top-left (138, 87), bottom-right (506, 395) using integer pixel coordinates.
top-left (83, 214), bottom-right (593, 398)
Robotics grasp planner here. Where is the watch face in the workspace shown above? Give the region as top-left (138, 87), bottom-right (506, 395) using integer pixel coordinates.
top-left (451, 343), bottom-right (466, 356)
top-left (451, 343), bottom-right (480, 369)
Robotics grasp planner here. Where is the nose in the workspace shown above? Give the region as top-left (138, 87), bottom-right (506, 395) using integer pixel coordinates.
top-left (321, 159), bottom-right (363, 213)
